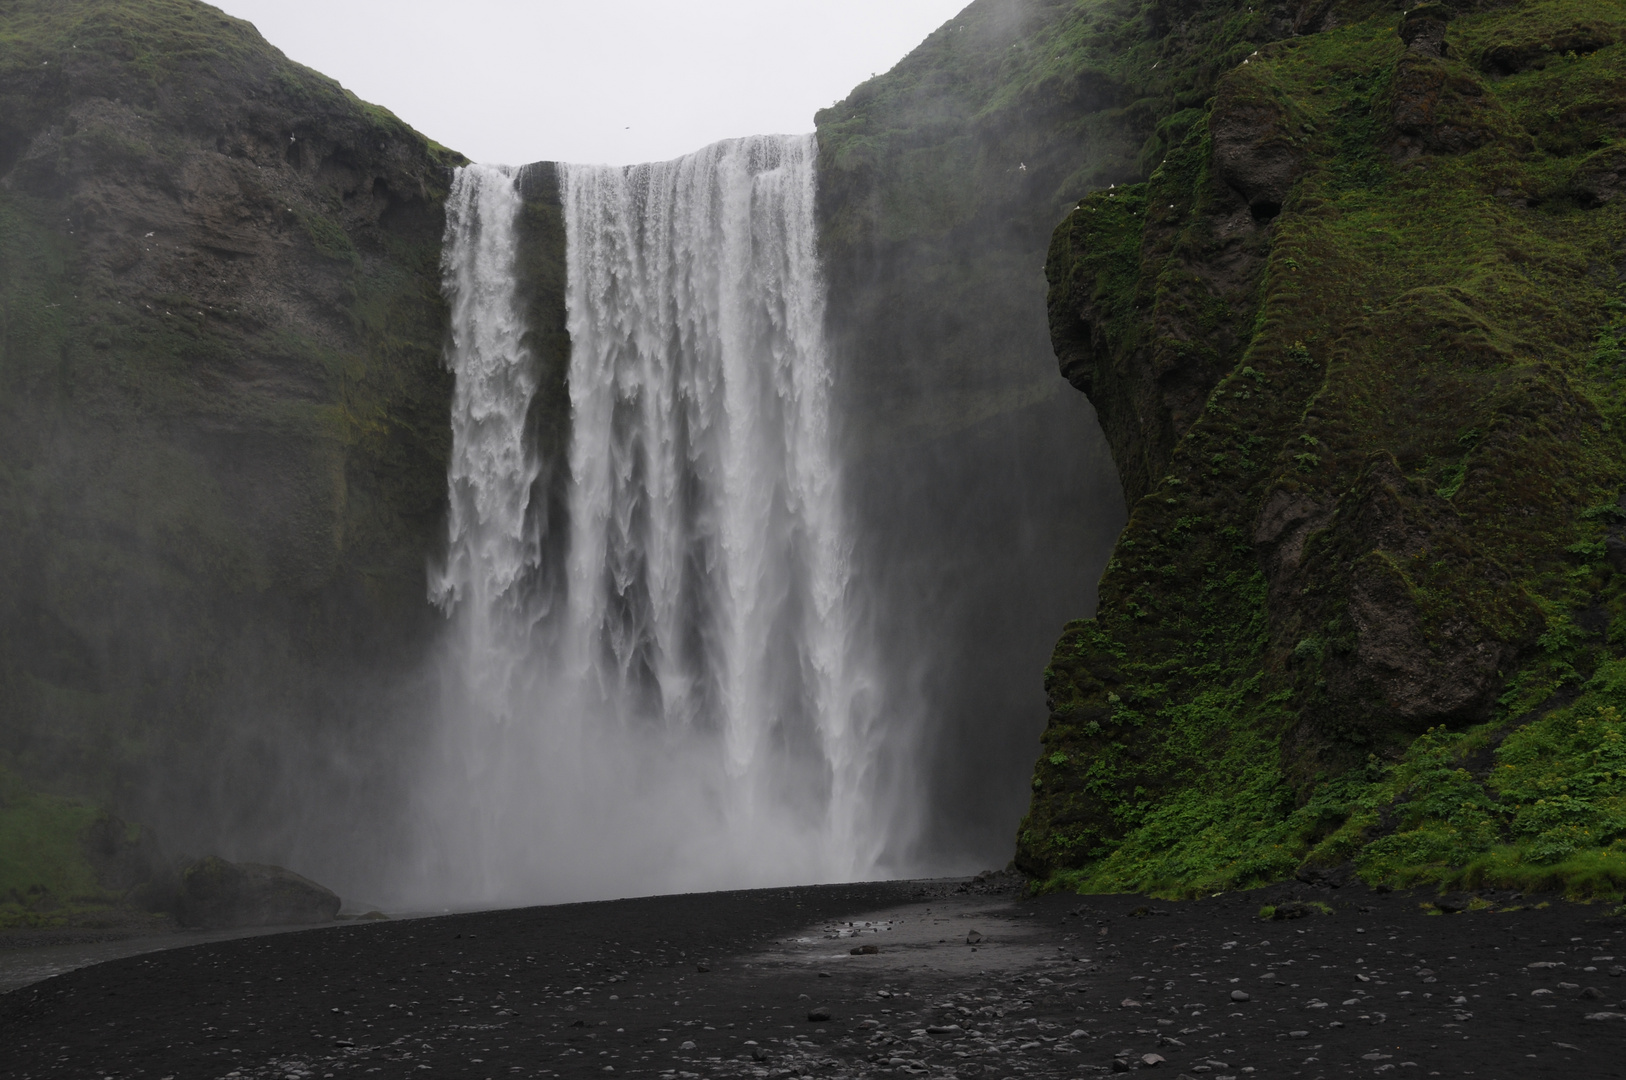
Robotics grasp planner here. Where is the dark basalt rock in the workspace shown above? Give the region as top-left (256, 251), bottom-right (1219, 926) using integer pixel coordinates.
top-left (1210, 62), bottom-right (1305, 223)
top-left (178, 856), bottom-right (340, 929)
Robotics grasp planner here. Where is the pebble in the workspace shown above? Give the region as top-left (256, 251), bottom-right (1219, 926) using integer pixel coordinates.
top-left (1230, 990), bottom-right (1251, 1002)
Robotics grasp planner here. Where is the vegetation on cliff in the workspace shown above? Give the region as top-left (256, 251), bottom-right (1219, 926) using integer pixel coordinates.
top-left (1020, 0), bottom-right (1626, 899)
top-left (0, 0), bottom-right (464, 912)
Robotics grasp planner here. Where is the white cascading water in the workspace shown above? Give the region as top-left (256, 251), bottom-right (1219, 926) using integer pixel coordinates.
top-left (418, 137), bottom-right (887, 906)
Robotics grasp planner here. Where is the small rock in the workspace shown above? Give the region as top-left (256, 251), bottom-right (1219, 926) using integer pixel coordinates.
top-left (966, 930), bottom-right (984, 944)
top-left (695, 964), bottom-right (710, 973)
top-left (1586, 1011), bottom-right (1626, 1020)
top-left (926, 1024), bottom-right (963, 1036)
top-left (1142, 1052), bottom-right (1166, 1067)
top-left (1581, 987), bottom-right (1604, 1000)
top-left (1111, 1059), bottom-right (1130, 1073)
top-left (850, 944), bottom-right (879, 955)
top-left (807, 1007), bottom-right (832, 1022)
top-left (1231, 990), bottom-right (1251, 1002)
top-left (1287, 1030), bottom-right (1308, 1038)
top-left (1121, 998), bottom-right (1144, 1008)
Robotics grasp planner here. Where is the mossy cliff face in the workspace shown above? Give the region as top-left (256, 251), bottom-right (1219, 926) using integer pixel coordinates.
top-left (1020, 0), bottom-right (1626, 897)
top-left (0, 0), bottom-right (462, 874)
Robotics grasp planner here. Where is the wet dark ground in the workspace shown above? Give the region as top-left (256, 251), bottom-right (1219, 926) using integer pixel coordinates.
top-left (1, 878), bottom-right (1624, 1080)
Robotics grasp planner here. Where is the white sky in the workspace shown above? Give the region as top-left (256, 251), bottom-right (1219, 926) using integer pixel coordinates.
top-left (208, 0), bottom-right (970, 167)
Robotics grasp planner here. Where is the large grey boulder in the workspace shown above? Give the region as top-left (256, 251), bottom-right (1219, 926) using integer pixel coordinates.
top-left (178, 857), bottom-right (340, 929)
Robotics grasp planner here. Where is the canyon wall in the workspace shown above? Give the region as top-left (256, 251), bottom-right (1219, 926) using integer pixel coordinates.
top-left (1020, 0), bottom-right (1626, 897)
top-left (0, 0), bottom-right (461, 896)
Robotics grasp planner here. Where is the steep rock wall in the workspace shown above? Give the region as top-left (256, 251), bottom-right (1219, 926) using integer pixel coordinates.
top-left (0, 0), bottom-right (462, 887)
top-left (1021, 0), bottom-right (1626, 896)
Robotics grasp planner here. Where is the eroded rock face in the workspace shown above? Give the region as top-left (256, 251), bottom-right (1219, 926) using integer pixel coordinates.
top-left (1387, 54), bottom-right (1508, 159)
top-left (1573, 145), bottom-right (1626, 207)
top-left (1277, 455), bottom-right (1542, 768)
top-left (1210, 74), bottom-right (1305, 223)
top-left (179, 857), bottom-right (340, 929)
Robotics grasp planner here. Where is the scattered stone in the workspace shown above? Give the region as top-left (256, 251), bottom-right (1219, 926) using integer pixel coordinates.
top-left (807, 1007), bottom-right (832, 1022)
top-left (1231, 990), bottom-right (1251, 1002)
top-left (850, 944), bottom-right (879, 956)
top-left (966, 930), bottom-right (983, 945)
top-left (1142, 1052), bottom-right (1166, 1066)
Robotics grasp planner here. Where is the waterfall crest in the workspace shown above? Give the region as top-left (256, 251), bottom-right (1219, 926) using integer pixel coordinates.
top-left (419, 137), bottom-right (884, 905)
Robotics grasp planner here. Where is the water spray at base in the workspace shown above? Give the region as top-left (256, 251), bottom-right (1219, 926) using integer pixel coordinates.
top-left (412, 138), bottom-right (897, 906)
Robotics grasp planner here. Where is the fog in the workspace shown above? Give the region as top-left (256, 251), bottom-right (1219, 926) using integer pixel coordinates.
top-left (2, 0), bottom-right (1128, 913)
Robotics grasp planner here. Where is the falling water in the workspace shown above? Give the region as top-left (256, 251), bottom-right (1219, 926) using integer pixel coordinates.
top-left (417, 138), bottom-right (887, 906)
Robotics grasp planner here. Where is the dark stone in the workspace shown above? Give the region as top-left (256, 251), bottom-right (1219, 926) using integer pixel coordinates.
top-left (1574, 147), bottom-right (1626, 209)
top-left (849, 944), bottom-right (880, 955)
top-left (1209, 74), bottom-right (1305, 223)
top-left (807, 1007), bottom-right (832, 1022)
top-left (1399, 3), bottom-right (1453, 58)
top-left (178, 856), bottom-right (340, 929)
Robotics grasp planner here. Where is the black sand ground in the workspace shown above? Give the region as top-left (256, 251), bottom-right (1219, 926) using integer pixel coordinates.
top-left (2, 879), bottom-right (1624, 1080)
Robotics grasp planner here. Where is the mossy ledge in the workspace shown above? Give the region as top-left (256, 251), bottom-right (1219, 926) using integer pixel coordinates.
top-left (1019, 0), bottom-right (1626, 900)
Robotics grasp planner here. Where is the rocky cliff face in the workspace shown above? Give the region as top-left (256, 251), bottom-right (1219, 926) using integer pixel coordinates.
top-left (1021, 0), bottom-right (1626, 896)
top-left (0, 0), bottom-right (462, 890)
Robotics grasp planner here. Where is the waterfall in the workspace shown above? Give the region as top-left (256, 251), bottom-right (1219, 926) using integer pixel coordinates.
top-left (419, 137), bottom-right (883, 905)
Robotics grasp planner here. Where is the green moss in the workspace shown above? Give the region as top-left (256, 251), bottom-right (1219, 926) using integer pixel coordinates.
top-left (1022, 0), bottom-right (1626, 898)
top-left (0, 767), bottom-right (103, 921)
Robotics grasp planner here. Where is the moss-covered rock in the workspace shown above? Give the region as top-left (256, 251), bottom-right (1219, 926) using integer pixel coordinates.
top-left (0, 0), bottom-right (462, 863)
top-left (1021, 0), bottom-right (1626, 899)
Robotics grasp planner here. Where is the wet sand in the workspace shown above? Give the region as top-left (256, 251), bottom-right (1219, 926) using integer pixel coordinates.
top-left (2, 879), bottom-right (1623, 1079)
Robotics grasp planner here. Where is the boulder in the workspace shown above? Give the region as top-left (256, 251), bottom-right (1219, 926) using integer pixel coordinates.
top-left (179, 857), bottom-right (340, 929)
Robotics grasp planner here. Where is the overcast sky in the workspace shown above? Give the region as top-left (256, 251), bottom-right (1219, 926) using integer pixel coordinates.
top-left (208, 0), bottom-right (970, 166)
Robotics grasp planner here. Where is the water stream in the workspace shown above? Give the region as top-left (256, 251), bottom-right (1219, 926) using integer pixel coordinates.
top-left (416, 137), bottom-right (888, 905)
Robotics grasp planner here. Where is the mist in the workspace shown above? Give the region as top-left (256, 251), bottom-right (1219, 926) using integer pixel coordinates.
top-left (0, 0), bottom-right (1127, 915)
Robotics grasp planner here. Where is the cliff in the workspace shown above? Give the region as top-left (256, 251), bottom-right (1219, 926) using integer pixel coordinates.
top-left (0, 0), bottom-right (462, 912)
top-left (1020, 0), bottom-right (1626, 897)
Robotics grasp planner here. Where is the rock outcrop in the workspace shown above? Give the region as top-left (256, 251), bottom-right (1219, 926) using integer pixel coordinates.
top-left (1020, 0), bottom-right (1626, 896)
top-left (178, 857), bottom-right (339, 929)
